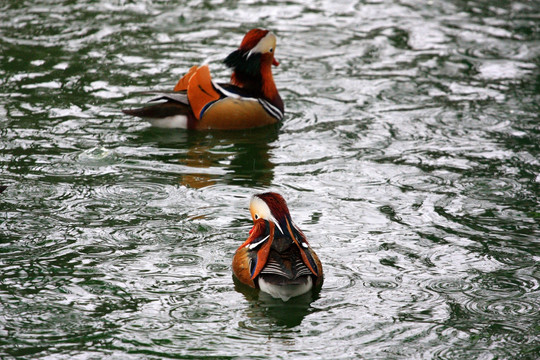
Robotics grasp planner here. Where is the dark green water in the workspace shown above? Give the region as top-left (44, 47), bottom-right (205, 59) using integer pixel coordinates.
top-left (1, 0), bottom-right (539, 359)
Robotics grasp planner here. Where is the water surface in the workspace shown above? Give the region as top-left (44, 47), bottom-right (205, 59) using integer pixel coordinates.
top-left (1, 0), bottom-right (539, 359)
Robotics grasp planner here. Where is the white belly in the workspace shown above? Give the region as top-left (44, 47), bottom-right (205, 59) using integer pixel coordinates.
top-left (258, 276), bottom-right (313, 302)
top-left (147, 115), bottom-right (188, 129)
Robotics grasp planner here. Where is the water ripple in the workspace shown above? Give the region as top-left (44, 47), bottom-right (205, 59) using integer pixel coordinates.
top-left (462, 297), bottom-right (537, 319)
top-left (422, 278), bottom-right (473, 294)
top-left (2, 0), bottom-right (540, 358)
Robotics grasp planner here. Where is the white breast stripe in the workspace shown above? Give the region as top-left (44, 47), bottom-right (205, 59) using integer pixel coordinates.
top-left (258, 99), bottom-right (283, 121)
top-left (248, 235), bottom-right (270, 249)
top-left (212, 81), bottom-right (256, 101)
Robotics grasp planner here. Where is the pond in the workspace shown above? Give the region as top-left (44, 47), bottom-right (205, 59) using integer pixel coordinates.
top-left (1, 0), bottom-right (539, 359)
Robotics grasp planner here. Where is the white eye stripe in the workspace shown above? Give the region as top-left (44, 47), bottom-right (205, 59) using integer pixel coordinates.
top-left (246, 32), bottom-right (276, 58)
top-left (250, 196), bottom-right (271, 219)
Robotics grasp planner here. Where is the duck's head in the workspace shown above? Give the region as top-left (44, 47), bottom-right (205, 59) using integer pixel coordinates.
top-left (248, 192), bottom-right (313, 252)
top-left (249, 192), bottom-right (289, 233)
top-left (224, 29), bottom-right (281, 100)
top-left (239, 29), bottom-right (279, 67)
top-left (224, 29), bottom-right (279, 73)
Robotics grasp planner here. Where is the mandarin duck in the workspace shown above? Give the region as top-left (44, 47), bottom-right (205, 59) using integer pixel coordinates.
top-left (233, 192), bottom-right (323, 301)
top-left (122, 29), bottom-right (284, 130)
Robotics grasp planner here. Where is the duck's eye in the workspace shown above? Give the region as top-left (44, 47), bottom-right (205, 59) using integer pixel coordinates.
top-left (269, 48), bottom-right (273, 53)
top-left (254, 214), bottom-right (259, 220)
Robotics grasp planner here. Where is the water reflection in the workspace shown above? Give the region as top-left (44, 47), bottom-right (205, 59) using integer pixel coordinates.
top-left (138, 125), bottom-right (279, 189)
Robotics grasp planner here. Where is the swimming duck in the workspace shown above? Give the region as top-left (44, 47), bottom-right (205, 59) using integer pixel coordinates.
top-left (233, 192), bottom-right (323, 301)
top-left (123, 29), bottom-right (284, 130)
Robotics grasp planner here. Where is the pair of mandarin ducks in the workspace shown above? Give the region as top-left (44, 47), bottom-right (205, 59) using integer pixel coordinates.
top-left (123, 29), bottom-right (323, 301)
